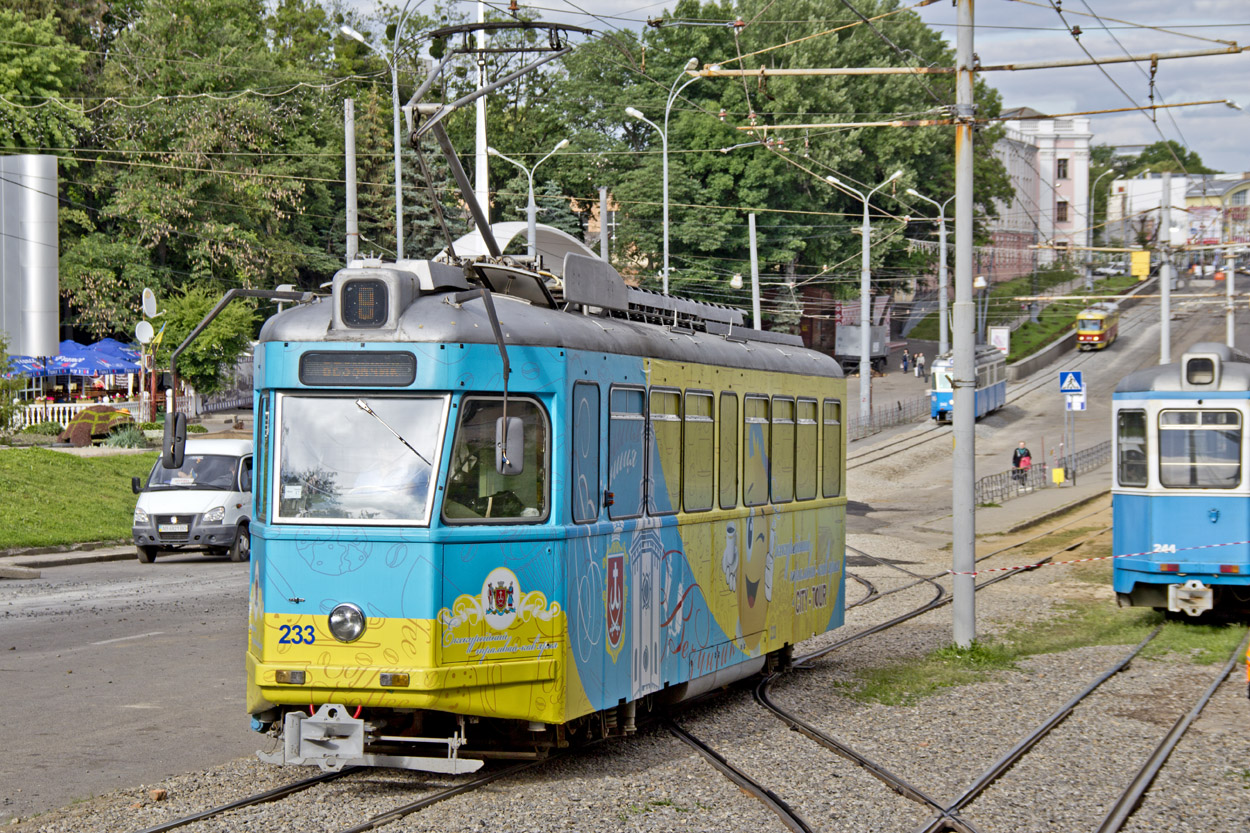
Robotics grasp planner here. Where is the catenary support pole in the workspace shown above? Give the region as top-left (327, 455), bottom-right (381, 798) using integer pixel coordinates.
top-left (1160, 172), bottom-right (1172, 364)
top-left (952, 0), bottom-right (977, 648)
top-left (345, 99), bottom-right (359, 263)
top-left (938, 208), bottom-right (949, 354)
top-left (1227, 244), bottom-right (1236, 348)
top-left (475, 1), bottom-right (488, 224)
top-left (749, 213), bottom-right (762, 329)
top-left (600, 186), bottom-right (609, 262)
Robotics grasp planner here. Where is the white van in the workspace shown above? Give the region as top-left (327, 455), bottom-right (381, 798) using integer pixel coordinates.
top-left (131, 438), bottom-right (253, 563)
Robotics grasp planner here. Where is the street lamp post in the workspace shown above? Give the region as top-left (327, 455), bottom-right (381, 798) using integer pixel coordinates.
top-left (1086, 168), bottom-right (1115, 290)
top-left (626, 57), bottom-right (699, 294)
top-left (341, 6), bottom-right (420, 260)
top-left (906, 188), bottom-right (954, 355)
top-left (827, 170), bottom-right (903, 426)
top-left (487, 139), bottom-right (570, 259)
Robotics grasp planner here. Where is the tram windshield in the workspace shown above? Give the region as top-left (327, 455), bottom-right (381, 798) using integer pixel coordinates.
top-left (931, 370), bottom-right (952, 392)
top-left (274, 394), bottom-right (445, 523)
top-left (1077, 318), bottom-right (1103, 331)
top-left (1158, 409), bottom-right (1241, 489)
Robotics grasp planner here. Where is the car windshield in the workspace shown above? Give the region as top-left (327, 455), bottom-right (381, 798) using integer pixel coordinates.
top-left (148, 454), bottom-right (240, 491)
top-left (274, 394), bottom-right (446, 524)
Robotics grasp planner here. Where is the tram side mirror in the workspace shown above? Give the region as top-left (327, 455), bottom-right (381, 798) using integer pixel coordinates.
top-left (495, 416), bottom-right (524, 476)
top-left (162, 412), bottom-right (187, 470)
top-left (131, 476), bottom-right (142, 495)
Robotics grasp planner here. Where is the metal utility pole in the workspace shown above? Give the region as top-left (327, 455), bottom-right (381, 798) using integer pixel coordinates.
top-left (908, 189), bottom-right (954, 356)
top-left (345, 99), bottom-right (359, 263)
top-left (600, 186), bottom-right (609, 262)
top-left (1160, 172), bottom-right (1172, 364)
top-left (475, 1), bottom-right (489, 223)
top-left (952, 0), bottom-right (977, 648)
top-left (749, 213), bottom-right (762, 329)
top-left (1227, 243), bottom-right (1236, 348)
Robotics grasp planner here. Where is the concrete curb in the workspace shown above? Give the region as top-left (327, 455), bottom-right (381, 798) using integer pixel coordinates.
top-left (1, 549), bottom-right (134, 571)
top-left (0, 565), bottom-right (40, 579)
top-left (1004, 488), bottom-right (1110, 534)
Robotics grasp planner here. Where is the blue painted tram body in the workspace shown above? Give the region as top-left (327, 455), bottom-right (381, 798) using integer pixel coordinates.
top-left (1112, 343), bottom-right (1250, 616)
top-left (242, 226), bottom-right (848, 772)
top-left (929, 346), bottom-right (1007, 422)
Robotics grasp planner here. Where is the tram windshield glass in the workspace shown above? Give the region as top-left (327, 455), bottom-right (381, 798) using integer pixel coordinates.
top-left (1077, 318), bottom-right (1103, 332)
top-left (931, 370), bottom-right (952, 392)
top-left (1158, 409), bottom-right (1241, 489)
top-left (274, 394), bottom-right (445, 523)
top-left (444, 397), bottom-right (548, 522)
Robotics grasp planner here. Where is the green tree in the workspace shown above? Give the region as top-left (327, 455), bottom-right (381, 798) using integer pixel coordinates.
top-left (0, 10), bottom-right (90, 150)
top-left (1128, 140), bottom-right (1216, 176)
top-left (153, 285), bottom-right (257, 396)
top-left (0, 336), bottom-right (28, 436)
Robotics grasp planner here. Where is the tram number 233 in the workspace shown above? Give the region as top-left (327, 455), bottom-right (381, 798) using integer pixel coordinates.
top-left (793, 583), bottom-right (828, 614)
top-left (1152, 543), bottom-right (1178, 554)
top-left (278, 624), bottom-right (317, 644)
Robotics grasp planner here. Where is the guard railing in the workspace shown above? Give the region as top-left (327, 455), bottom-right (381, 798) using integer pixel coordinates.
top-left (847, 395), bottom-right (930, 441)
top-left (974, 440), bottom-right (1111, 505)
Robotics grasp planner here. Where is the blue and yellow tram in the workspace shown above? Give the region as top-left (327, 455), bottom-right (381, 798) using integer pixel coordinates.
top-left (238, 226), bottom-right (847, 772)
top-left (929, 346), bottom-right (1007, 422)
top-left (1112, 343), bottom-right (1250, 616)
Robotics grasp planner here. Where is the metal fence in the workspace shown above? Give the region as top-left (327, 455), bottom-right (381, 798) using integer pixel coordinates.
top-left (974, 440), bottom-right (1111, 505)
top-left (847, 395), bottom-right (931, 441)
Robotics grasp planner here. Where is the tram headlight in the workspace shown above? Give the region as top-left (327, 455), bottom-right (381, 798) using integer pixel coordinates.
top-left (328, 603), bottom-right (366, 643)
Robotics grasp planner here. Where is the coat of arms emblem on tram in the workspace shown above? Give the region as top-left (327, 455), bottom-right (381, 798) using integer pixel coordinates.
top-left (604, 542), bottom-right (627, 662)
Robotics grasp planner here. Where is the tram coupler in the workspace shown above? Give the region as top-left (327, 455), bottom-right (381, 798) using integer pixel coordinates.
top-left (1168, 579), bottom-right (1214, 617)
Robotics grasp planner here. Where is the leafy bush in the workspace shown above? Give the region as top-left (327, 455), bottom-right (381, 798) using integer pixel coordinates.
top-left (186, 423), bottom-right (208, 434)
top-left (138, 421), bottom-right (161, 431)
top-left (22, 420), bottom-right (64, 436)
top-left (104, 424), bottom-right (148, 448)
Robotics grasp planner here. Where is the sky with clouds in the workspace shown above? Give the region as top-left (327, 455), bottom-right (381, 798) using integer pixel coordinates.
top-left (396, 1), bottom-right (1250, 172)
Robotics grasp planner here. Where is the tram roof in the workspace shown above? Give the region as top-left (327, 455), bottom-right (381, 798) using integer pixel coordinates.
top-left (258, 262), bottom-right (843, 379)
top-left (1116, 342), bottom-right (1250, 393)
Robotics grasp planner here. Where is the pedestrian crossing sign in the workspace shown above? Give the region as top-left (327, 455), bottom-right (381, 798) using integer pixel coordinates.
top-left (1059, 371), bottom-right (1084, 394)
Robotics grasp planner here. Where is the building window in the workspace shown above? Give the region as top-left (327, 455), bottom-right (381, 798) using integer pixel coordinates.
top-left (1056, 158), bottom-right (1069, 179)
top-left (1056, 201), bottom-right (1069, 222)
top-left (1232, 190), bottom-right (1248, 207)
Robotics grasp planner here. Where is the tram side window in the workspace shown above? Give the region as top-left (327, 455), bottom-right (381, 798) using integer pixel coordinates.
top-left (719, 393), bottom-right (738, 509)
top-left (744, 395), bottom-right (770, 507)
top-left (608, 387), bottom-right (645, 519)
top-left (444, 397), bottom-right (549, 522)
top-left (648, 389), bottom-right (681, 515)
top-left (683, 391), bottom-right (714, 512)
top-left (1117, 410), bottom-right (1147, 488)
top-left (796, 399), bottom-right (818, 500)
top-left (771, 397), bottom-right (795, 503)
top-left (822, 399), bottom-right (843, 498)
top-left (1158, 410), bottom-right (1241, 489)
top-left (257, 398), bottom-right (270, 521)
top-left (571, 382), bottom-right (600, 523)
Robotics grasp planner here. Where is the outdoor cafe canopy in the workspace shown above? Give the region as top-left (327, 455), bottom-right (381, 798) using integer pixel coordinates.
top-left (4, 339), bottom-right (143, 379)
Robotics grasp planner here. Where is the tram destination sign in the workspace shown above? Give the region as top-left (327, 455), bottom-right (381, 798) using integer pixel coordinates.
top-left (299, 351), bottom-right (416, 386)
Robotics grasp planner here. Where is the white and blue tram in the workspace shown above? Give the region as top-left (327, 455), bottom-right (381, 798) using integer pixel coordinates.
top-left (929, 346), bottom-right (1007, 422)
top-left (1112, 343), bottom-right (1250, 616)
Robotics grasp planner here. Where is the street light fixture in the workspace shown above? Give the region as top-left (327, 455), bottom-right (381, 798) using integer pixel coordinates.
top-left (626, 57), bottom-right (700, 294)
top-left (487, 139), bottom-right (570, 259)
top-left (827, 169), bottom-right (903, 425)
top-left (906, 187), bottom-right (955, 355)
top-left (1087, 168), bottom-right (1116, 289)
top-left (341, 5), bottom-right (421, 260)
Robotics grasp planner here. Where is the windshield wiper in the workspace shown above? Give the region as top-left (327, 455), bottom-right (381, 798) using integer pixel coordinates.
top-left (355, 399), bottom-right (433, 468)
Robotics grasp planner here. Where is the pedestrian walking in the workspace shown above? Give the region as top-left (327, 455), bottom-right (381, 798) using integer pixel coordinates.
top-left (1012, 441), bottom-right (1032, 485)
top-left (902, 349), bottom-right (911, 373)
top-left (915, 352), bottom-right (925, 379)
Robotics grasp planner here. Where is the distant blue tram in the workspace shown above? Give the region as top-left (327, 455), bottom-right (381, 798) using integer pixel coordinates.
top-left (1112, 343), bottom-right (1250, 616)
top-left (929, 346), bottom-right (1007, 422)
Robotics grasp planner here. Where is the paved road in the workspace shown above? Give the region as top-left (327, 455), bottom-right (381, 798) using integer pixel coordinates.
top-left (0, 555), bottom-right (256, 823)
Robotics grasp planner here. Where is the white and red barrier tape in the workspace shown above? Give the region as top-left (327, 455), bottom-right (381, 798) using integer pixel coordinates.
top-left (947, 538), bottom-right (1250, 577)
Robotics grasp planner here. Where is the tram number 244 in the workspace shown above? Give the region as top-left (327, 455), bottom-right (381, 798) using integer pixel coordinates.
top-left (278, 624), bottom-right (317, 644)
top-left (1152, 543), bottom-right (1178, 554)
top-left (793, 583), bottom-right (829, 614)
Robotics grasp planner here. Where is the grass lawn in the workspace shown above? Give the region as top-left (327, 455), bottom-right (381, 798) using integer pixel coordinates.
top-left (0, 447), bottom-right (158, 550)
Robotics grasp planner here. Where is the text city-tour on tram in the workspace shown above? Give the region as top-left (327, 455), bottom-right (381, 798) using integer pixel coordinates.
top-left (160, 32), bottom-right (849, 774)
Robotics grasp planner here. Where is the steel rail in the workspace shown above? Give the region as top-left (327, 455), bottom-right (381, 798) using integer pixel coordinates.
top-left (911, 626), bottom-right (1164, 833)
top-left (754, 674), bottom-right (986, 833)
top-left (667, 721), bottom-right (815, 833)
top-left (1094, 628), bottom-right (1250, 833)
top-left (131, 767), bottom-right (358, 833)
top-left (846, 569), bottom-right (879, 608)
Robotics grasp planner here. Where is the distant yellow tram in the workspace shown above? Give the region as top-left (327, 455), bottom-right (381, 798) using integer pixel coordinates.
top-left (1076, 302), bottom-right (1120, 351)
